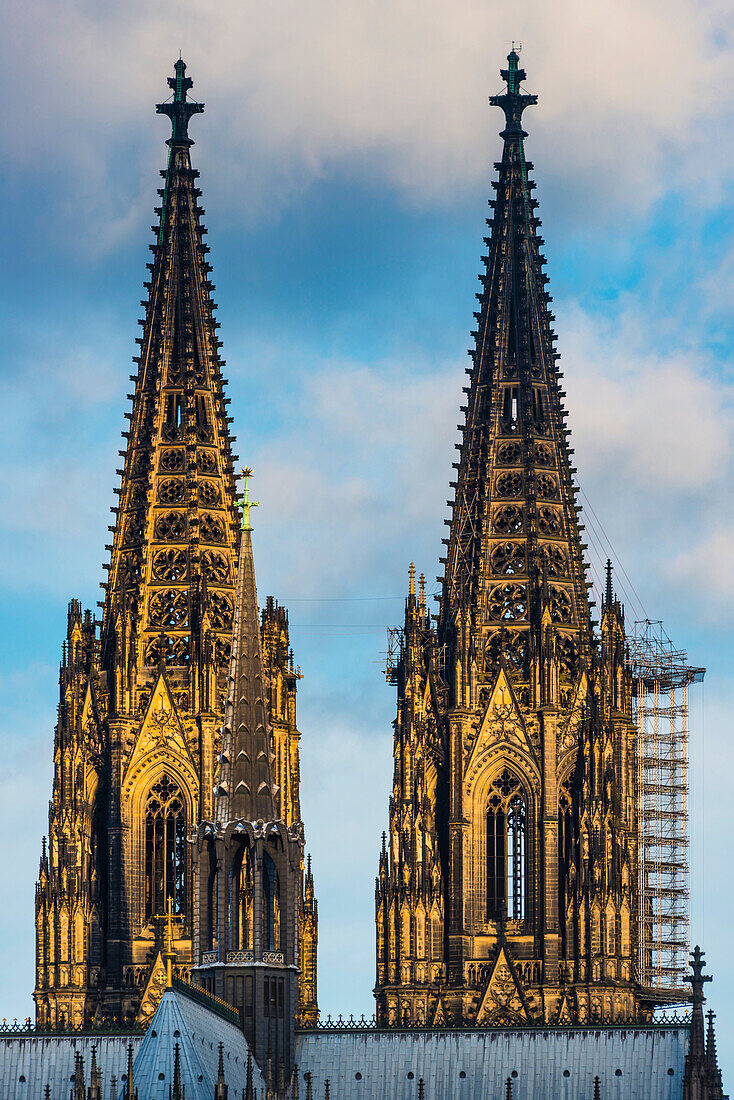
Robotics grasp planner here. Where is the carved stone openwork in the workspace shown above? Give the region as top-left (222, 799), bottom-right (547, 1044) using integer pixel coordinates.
top-left (157, 479), bottom-right (185, 504)
top-left (537, 506), bottom-right (562, 536)
top-left (203, 551), bottom-right (229, 584)
top-left (485, 630), bottom-right (528, 676)
top-left (488, 584), bottom-right (528, 622)
top-left (199, 513), bottom-right (225, 543)
top-left (557, 634), bottom-right (577, 678)
top-left (496, 441), bottom-right (522, 465)
top-left (493, 505), bottom-right (524, 535)
top-left (155, 511), bottom-right (187, 541)
top-left (495, 472), bottom-right (523, 498)
top-left (536, 473), bottom-right (557, 499)
top-left (145, 635), bottom-right (190, 667)
top-left (124, 511), bottom-right (145, 545)
top-left (149, 590), bottom-right (189, 629)
top-left (198, 480), bottom-right (221, 506)
top-left (197, 449), bottom-right (217, 473)
top-left (540, 543), bottom-right (566, 577)
top-left (208, 592), bottom-right (233, 631)
top-left (534, 442), bottom-right (554, 466)
top-left (489, 541), bottom-right (525, 576)
top-left (160, 448), bottom-right (185, 472)
top-left (548, 585), bottom-right (573, 623)
top-left (152, 547), bottom-right (187, 583)
top-left (144, 775), bottom-right (186, 921)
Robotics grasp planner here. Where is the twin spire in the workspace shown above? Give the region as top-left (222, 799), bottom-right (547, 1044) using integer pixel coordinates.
top-left (440, 48), bottom-right (591, 664)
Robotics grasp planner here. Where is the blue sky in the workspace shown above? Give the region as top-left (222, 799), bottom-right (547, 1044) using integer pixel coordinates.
top-left (1, 0), bottom-right (733, 1080)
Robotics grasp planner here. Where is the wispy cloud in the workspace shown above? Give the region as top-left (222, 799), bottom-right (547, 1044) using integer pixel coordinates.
top-left (3, 0), bottom-right (733, 245)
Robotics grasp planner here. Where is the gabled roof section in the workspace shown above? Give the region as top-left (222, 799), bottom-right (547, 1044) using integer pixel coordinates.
top-left (102, 59), bottom-right (239, 681)
top-left (215, 474), bottom-right (276, 822)
top-left (133, 986), bottom-right (267, 1100)
top-left (441, 50), bottom-right (591, 654)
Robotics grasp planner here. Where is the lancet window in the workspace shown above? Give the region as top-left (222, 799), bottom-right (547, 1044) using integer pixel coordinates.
top-left (231, 844), bottom-right (254, 951)
top-left (558, 779), bottom-right (573, 948)
top-left (263, 852), bottom-right (281, 952)
top-left (144, 775), bottom-right (186, 919)
top-left (486, 769), bottom-right (528, 922)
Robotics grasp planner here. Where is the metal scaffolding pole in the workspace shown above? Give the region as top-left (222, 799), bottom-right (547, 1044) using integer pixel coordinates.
top-left (629, 620), bottom-right (704, 999)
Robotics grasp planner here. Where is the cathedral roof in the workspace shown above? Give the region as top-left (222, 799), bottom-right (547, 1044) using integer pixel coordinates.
top-left (296, 1025), bottom-right (690, 1100)
top-left (215, 471), bottom-right (276, 822)
top-left (440, 49), bottom-right (591, 650)
top-left (0, 1023), bottom-right (692, 1099)
top-left (132, 985), bottom-right (266, 1099)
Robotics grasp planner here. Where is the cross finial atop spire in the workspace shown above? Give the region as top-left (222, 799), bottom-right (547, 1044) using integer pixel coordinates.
top-left (164, 894), bottom-right (175, 987)
top-left (156, 59), bottom-right (204, 145)
top-left (237, 468), bottom-right (259, 531)
top-left (490, 48), bottom-right (537, 139)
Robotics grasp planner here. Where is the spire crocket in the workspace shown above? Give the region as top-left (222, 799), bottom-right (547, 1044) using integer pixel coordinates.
top-left (375, 49), bottom-right (641, 1027)
top-left (34, 59), bottom-right (317, 1030)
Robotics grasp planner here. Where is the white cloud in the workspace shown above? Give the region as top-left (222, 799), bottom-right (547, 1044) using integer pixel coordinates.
top-left (672, 527), bottom-right (734, 619)
top-left (2, 0), bottom-right (733, 239)
top-left (561, 306), bottom-right (734, 492)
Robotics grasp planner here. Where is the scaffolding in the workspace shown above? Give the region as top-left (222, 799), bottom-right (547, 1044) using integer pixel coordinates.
top-left (629, 619), bottom-right (704, 999)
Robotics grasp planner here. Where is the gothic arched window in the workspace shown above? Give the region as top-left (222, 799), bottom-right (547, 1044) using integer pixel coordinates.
top-left (262, 852), bottom-right (280, 952)
top-left (558, 779), bottom-right (573, 944)
top-left (144, 775), bottom-right (186, 920)
top-left (486, 769), bottom-right (528, 922)
top-left (231, 844), bottom-right (253, 951)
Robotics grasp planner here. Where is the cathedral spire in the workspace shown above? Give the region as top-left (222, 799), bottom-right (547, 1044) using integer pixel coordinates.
top-left (215, 469), bottom-right (275, 822)
top-left (440, 48), bottom-right (591, 683)
top-left (101, 59), bottom-right (239, 712)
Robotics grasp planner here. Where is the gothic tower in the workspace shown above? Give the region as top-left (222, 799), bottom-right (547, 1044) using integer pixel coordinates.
top-left (34, 60), bottom-right (317, 1029)
top-left (192, 472), bottom-right (301, 1077)
top-left (375, 51), bottom-right (639, 1027)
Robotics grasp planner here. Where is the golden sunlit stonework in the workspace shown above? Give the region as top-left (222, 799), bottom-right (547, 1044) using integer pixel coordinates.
top-left (20, 51), bottom-right (728, 1100)
top-left (34, 60), bottom-right (317, 1031)
top-left (375, 50), bottom-right (639, 1028)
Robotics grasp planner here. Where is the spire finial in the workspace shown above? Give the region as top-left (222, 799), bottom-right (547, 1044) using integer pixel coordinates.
top-left (605, 558), bottom-right (614, 608)
top-left (126, 1043), bottom-right (135, 1100)
top-left (237, 468), bottom-right (260, 532)
top-left (490, 49), bottom-right (537, 139)
top-left (418, 572), bottom-right (426, 613)
top-left (409, 563), bottom-right (416, 597)
top-left (156, 59), bottom-right (204, 145)
top-left (172, 1043), bottom-right (182, 1100)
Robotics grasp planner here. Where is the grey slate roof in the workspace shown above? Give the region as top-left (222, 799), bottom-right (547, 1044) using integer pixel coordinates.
top-left (294, 1026), bottom-right (690, 1100)
top-left (134, 987), bottom-right (267, 1100)
top-left (0, 1022), bottom-right (691, 1099)
top-left (0, 1034), bottom-right (137, 1099)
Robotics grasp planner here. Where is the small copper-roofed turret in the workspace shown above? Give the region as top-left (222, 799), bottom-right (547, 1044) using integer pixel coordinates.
top-left (214, 468), bottom-right (276, 823)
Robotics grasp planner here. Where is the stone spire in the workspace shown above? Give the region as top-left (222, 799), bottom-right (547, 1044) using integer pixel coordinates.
top-left (376, 49), bottom-right (640, 1031)
top-left (102, 57), bottom-right (239, 705)
top-left (440, 48), bottom-right (591, 668)
top-left (215, 468), bottom-right (275, 822)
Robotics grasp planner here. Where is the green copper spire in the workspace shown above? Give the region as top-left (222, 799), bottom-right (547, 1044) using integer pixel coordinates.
top-left (237, 467), bottom-right (259, 531)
